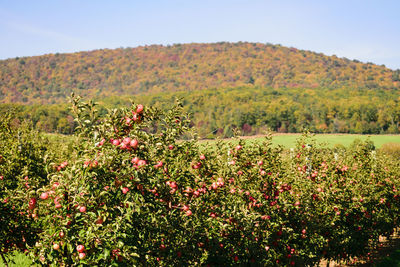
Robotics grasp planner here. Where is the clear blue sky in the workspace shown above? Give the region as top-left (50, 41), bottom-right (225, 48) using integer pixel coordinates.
top-left (1, 0), bottom-right (399, 69)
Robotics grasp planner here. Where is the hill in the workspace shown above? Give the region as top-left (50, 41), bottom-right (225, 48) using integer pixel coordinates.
top-left (1, 42), bottom-right (399, 104)
top-left (0, 42), bottom-right (399, 137)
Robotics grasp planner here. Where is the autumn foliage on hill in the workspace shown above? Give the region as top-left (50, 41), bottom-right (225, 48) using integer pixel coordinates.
top-left (1, 42), bottom-right (399, 104)
top-left (1, 42), bottom-right (399, 136)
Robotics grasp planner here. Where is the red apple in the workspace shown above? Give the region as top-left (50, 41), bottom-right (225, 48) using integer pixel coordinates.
top-left (112, 139), bottom-right (120, 146)
top-left (130, 139), bottom-right (138, 149)
top-left (185, 210), bottom-right (192, 216)
top-left (183, 205), bottom-right (190, 211)
top-left (136, 104), bottom-right (144, 113)
top-left (77, 245), bottom-right (85, 253)
top-left (123, 137), bottom-right (131, 145)
top-left (28, 198), bottom-right (37, 210)
top-left (131, 157), bottom-right (139, 164)
top-left (137, 160), bottom-right (146, 167)
top-left (122, 187), bottom-right (129, 194)
top-left (40, 192), bottom-right (49, 200)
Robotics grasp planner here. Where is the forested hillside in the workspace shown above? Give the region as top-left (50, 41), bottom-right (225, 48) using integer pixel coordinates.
top-left (0, 42), bottom-right (399, 136)
top-left (1, 42), bottom-right (399, 104)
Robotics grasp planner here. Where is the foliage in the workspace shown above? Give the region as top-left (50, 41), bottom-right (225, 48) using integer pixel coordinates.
top-left (1, 42), bottom-right (399, 105)
top-left (1, 96), bottom-right (400, 266)
top-left (1, 84), bottom-right (400, 137)
top-left (0, 112), bottom-right (51, 265)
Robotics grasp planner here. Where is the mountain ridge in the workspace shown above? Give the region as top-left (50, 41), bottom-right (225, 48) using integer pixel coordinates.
top-left (1, 42), bottom-right (399, 104)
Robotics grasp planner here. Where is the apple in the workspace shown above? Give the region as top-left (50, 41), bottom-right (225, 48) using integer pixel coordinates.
top-left (211, 182), bottom-right (218, 190)
top-left (132, 113), bottom-right (140, 121)
top-left (154, 161), bottom-right (163, 168)
top-left (130, 139), bottom-right (138, 149)
top-left (78, 252), bottom-right (86, 260)
top-left (53, 243), bottom-right (60, 250)
top-left (112, 139), bottom-right (120, 146)
top-left (182, 205), bottom-right (190, 211)
top-left (79, 206), bottom-right (87, 213)
top-left (91, 160), bottom-right (98, 168)
top-left (131, 157), bottom-right (139, 164)
top-left (169, 181), bottom-right (177, 189)
top-left (77, 245), bottom-right (85, 253)
top-left (185, 210), bottom-right (192, 216)
top-left (60, 161), bottom-right (68, 168)
top-left (28, 198), bottom-right (37, 210)
top-left (120, 143), bottom-right (128, 150)
top-left (136, 104), bottom-right (144, 113)
top-left (40, 192), bottom-right (49, 200)
top-left (123, 137), bottom-right (131, 145)
top-left (122, 187), bottom-right (129, 194)
top-left (137, 160), bottom-right (146, 167)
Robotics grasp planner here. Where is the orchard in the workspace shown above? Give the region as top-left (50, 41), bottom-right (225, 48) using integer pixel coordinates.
top-left (1, 95), bottom-right (400, 266)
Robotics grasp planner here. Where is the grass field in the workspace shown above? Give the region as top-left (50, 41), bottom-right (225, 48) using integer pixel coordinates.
top-left (270, 134), bottom-right (400, 148)
top-left (0, 252), bottom-right (36, 267)
top-left (44, 132), bottom-right (400, 149)
top-left (203, 134), bottom-right (400, 149)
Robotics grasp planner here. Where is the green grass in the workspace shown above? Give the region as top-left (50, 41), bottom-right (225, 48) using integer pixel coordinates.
top-left (42, 132), bottom-right (399, 149)
top-left (0, 252), bottom-right (36, 267)
top-left (204, 134), bottom-right (400, 149)
top-left (269, 134), bottom-right (400, 148)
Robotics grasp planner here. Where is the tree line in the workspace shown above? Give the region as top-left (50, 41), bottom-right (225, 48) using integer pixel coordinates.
top-left (1, 85), bottom-right (399, 137)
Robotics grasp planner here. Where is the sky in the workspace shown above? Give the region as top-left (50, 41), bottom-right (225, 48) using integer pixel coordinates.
top-left (1, 0), bottom-right (400, 69)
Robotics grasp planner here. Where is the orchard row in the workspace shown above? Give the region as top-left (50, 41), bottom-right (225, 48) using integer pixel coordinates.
top-left (1, 96), bottom-right (400, 266)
